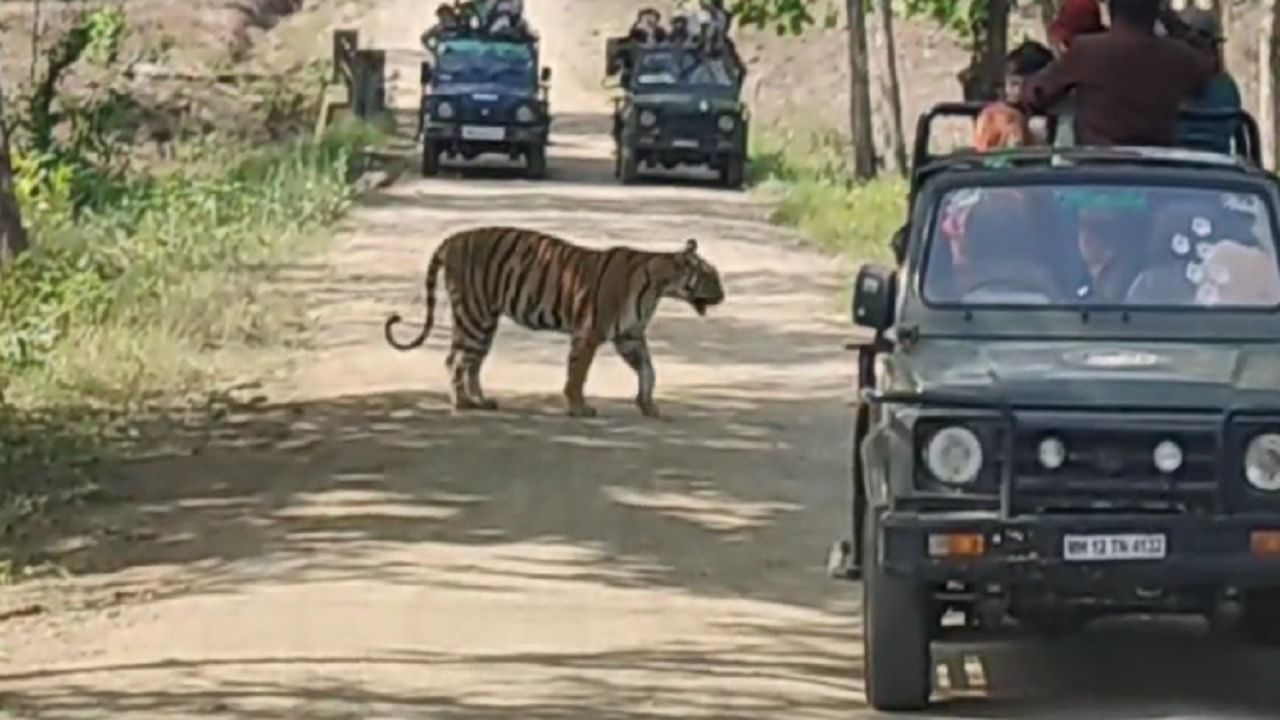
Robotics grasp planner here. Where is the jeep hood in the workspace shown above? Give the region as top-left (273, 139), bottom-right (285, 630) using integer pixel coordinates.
top-left (432, 82), bottom-right (536, 100)
top-left (896, 340), bottom-right (1280, 409)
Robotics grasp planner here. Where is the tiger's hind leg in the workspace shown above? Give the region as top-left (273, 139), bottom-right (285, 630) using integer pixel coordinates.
top-left (446, 305), bottom-right (500, 412)
top-left (613, 332), bottom-right (660, 418)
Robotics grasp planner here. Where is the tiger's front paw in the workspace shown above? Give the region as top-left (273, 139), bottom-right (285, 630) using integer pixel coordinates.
top-left (566, 402), bottom-right (597, 418)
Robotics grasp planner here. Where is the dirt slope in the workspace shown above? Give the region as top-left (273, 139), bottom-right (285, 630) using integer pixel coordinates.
top-left (4, 1), bottom-right (1280, 718)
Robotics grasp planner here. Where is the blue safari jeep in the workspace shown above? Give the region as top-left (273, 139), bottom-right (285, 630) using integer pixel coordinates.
top-left (418, 31), bottom-right (552, 179)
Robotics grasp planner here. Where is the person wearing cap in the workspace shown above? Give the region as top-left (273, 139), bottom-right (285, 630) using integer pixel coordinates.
top-left (1174, 7), bottom-right (1242, 155)
top-left (1049, 0), bottom-right (1105, 56)
top-left (1017, 0), bottom-right (1215, 147)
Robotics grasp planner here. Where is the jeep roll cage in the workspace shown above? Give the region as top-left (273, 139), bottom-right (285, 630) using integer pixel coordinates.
top-left (891, 101), bottom-right (1271, 262)
top-left (909, 102), bottom-right (1264, 196)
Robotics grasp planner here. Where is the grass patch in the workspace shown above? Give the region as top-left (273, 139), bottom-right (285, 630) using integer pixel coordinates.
top-left (0, 121), bottom-right (386, 571)
top-left (2, 121), bottom-right (385, 408)
top-left (749, 126), bottom-right (905, 265)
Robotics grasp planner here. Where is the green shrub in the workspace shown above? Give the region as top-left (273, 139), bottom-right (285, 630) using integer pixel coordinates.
top-left (749, 126), bottom-right (905, 264)
top-left (1, 120), bottom-right (385, 407)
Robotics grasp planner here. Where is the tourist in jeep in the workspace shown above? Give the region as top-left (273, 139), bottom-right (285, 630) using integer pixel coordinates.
top-left (1018, 0), bottom-right (1215, 147)
top-left (1175, 7), bottom-right (1242, 154)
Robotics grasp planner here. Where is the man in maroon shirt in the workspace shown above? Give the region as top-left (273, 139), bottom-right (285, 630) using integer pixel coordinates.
top-left (1017, 0), bottom-right (1215, 147)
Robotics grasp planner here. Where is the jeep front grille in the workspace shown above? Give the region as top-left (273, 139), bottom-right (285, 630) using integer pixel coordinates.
top-left (1009, 415), bottom-right (1220, 516)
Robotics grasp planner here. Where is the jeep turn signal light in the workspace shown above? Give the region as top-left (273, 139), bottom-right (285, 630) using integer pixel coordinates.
top-left (928, 532), bottom-right (985, 558)
top-left (1250, 530), bottom-right (1280, 556)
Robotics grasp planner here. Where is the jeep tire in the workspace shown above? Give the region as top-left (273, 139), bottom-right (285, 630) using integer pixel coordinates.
top-left (619, 144), bottom-right (639, 185)
top-left (719, 157), bottom-right (745, 189)
top-left (862, 503), bottom-right (932, 712)
top-left (1241, 589), bottom-right (1280, 645)
top-left (526, 144), bottom-right (547, 179)
top-left (421, 141), bottom-right (441, 177)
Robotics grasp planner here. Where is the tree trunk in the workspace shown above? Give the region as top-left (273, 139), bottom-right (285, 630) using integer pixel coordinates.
top-left (846, 0), bottom-right (876, 180)
top-left (1271, 0), bottom-right (1280, 170)
top-left (874, 0), bottom-right (908, 175)
top-left (958, 0), bottom-right (1010, 101)
top-left (1036, 0), bottom-right (1057, 40)
top-left (0, 89), bottom-right (31, 266)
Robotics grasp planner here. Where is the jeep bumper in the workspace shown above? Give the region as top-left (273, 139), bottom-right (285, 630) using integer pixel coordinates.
top-left (423, 121), bottom-right (548, 148)
top-left (882, 511), bottom-right (1280, 588)
top-left (625, 133), bottom-right (743, 161)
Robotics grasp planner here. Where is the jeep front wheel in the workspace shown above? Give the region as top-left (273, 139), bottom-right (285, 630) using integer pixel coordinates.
top-left (526, 144), bottom-right (547, 179)
top-left (421, 141), bottom-right (441, 177)
top-left (719, 157), bottom-right (745, 189)
top-left (862, 503), bottom-right (932, 712)
top-left (619, 144), bottom-right (639, 185)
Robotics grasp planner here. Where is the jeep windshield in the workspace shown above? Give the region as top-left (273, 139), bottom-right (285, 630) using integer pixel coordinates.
top-left (631, 49), bottom-right (738, 96)
top-left (435, 39), bottom-right (534, 87)
top-left (922, 181), bottom-right (1280, 309)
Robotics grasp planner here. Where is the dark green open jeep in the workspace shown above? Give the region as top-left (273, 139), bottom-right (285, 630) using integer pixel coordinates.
top-left (604, 38), bottom-right (748, 188)
top-left (834, 102), bottom-right (1280, 711)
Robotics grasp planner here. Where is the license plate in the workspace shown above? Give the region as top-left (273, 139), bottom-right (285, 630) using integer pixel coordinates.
top-left (1062, 533), bottom-right (1167, 562)
top-left (672, 139), bottom-right (699, 148)
top-left (461, 125), bottom-right (505, 141)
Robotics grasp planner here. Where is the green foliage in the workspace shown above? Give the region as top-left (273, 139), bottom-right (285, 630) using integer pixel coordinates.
top-left (749, 126), bottom-right (903, 264)
top-left (16, 6), bottom-right (136, 211)
top-left (83, 6), bottom-right (128, 66)
top-left (1, 121), bottom-right (383, 393)
top-left (901, 0), bottom-right (986, 43)
top-left (731, 0), bottom-right (822, 35)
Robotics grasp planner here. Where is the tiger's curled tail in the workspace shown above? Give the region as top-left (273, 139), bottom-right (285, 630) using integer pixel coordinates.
top-left (384, 245), bottom-right (444, 351)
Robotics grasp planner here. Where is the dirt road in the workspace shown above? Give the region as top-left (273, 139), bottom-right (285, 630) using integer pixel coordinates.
top-left (4, 2), bottom-right (1280, 718)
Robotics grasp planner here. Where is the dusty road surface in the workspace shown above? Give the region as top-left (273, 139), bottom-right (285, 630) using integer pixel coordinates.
top-left (5, 1), bottom-right (1280, 718)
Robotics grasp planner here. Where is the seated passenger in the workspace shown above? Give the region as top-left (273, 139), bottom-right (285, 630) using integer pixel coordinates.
top-left (1174, 8), bottom-right (1242, 155)
top-left (1017, 0), bottom-right (1216, 147)
top-left (629, 8), bottom-right (667, 45)
top-left (1198, 240), bottom-right (1280, 305)
top-left (1126, 198), bottom-right (1275, 303)
top-left (1073, 206), bottom-right (1143, 301)
top-left (422, 4), bottom-right (463, 48)
top-left (948, 190), bottom-right (1062, 302)
top-left (972, 41), bottom-right (1053, 150)
top-left (973, 102), bottom-right (1035, 151)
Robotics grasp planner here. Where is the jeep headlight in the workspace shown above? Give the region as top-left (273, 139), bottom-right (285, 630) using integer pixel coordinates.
top-left (923, 426), bottom-right (983, 486)
top-left (717, 114), bottom-right (736, 133)
top-left (516, 104), bottom-right (536, 123)
top-left (436, 101), bottom-right (455, 120)
top-left (639, 109), bottom-right (657, 128)
top-left (1245, 433), bottom-right (1280, 491)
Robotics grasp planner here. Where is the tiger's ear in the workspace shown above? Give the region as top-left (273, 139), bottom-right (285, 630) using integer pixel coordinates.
top-left (684, 238), bottom-right (698, 254)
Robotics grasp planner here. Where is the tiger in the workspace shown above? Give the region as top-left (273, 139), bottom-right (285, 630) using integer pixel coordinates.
top-left (383, 225), bottom-right (726, 418)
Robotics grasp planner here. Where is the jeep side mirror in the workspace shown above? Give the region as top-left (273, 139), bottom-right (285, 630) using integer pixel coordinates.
top-left (852, 264), bottom-right (896, 331)
top-left (540, 67), bottom-right (551, 82)
top-left (420, 61), bottom-right (433, 84)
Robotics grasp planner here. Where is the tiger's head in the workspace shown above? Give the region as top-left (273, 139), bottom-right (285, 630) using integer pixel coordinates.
top-left (667, 238), bottom-right (725, 316)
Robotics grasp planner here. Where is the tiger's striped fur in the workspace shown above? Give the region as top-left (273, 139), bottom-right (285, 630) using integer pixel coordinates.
top-left (383, 225), bottom-right (725, 417)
